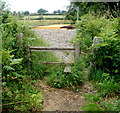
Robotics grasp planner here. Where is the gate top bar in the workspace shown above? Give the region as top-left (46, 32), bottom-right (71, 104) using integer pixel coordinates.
top-left (29, 46), bottom-right (75, 51)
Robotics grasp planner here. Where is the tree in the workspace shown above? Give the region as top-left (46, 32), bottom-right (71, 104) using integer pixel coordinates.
top-left (24, 11), bottom-right (29, 15)
top-left (53, 10), bottom-right (61, 14)
top-left (13, 11), bottom-right (17, 16)
top-left (37, 8), bottom-right (48, 14)
top-left (65, 2), bottom-right (120, 23)
top-left (61, 10), bottom-right (67, 13)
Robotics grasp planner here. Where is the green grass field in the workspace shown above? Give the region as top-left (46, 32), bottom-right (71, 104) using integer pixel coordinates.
top-left (24, 15), bottom-right (65, 20)
top-left (19, 19), bottom-right (72, 26)
top-left (19, 15), bottom-right (72, 26)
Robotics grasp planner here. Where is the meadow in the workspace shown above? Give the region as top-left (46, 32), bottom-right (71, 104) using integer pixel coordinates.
top-left (23, 15), bottom-right (65, 20)
top-left (19, 15), bottom-right (72, 26)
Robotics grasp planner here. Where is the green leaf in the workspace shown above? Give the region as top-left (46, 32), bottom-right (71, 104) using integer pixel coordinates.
top-left (3, 66), bottom-right (15, 71)
top-left (10, 58), bottom-right (22, 65)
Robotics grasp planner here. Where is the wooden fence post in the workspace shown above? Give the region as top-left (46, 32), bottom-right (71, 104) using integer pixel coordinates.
top-left (74, 43), bottom-right (80, 64)
top-left (16, 33), bottom-right (23, 48)
top-left (91, 36), bottom-right (100, 71)
top-left (27, 46), bottom-right (31, 66)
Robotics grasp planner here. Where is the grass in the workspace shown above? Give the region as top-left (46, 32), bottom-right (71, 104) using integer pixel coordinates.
top-left (81, 93), bottom-right (120, 111)
top-left (19, 19), bottom-right (72, 26)
top-left (28, 30), bottom-right (59, 79)
top-left (24, 15), bottom-right (65, 20)
top-left (19, 15), bottom-right (72, 26)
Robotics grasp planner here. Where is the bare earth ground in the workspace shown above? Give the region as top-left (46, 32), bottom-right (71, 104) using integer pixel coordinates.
top-left (33, 28), bottom-right (96, 111)
top-left (34, 80), bottom-right (97, 111)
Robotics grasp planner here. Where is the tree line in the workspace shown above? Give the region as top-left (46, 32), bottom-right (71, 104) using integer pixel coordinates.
top-left (12, 8), bottom-right (67, 16)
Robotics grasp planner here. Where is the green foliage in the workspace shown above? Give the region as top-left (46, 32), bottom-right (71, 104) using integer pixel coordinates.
top-left (92, 39), bottom-right (120, 79)
top-left (2, 49), bottom-right (24, 79)
top-left (81, 93), bottom-right (120, 111)
top-left (75, 14), bottom-right (111, 51)
top-left (66, 2), bottom-right (120, 23)
top-left (94, 73), bottom-right (120, 97)
top-left (75, 13), bottom-right (120, 111)
top-left (3, 80), bottom-right (43, 111)
top-left (81, 103), bottom-right (101, 111)
top-left (1, 7), bottom-right (44, 111)
top-left (97, 81), bottom-right (120, 97)
top-left (37, 8), bottom-right (48, 14)
top-left (84, 94), bottom-right (102, 102)
top-left (2, 49), bottom-right (43, 111)
top-left (75, 14), bottom-right (120, 82)
top-left (46, 64), bottom-right (84, 89)
top-left (81, 94), bottom-right (102, 111)
top-left (101, 99), bottom-right (120, 111)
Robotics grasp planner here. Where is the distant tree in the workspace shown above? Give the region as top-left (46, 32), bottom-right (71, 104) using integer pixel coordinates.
top-left (61, 10), bottom-right (67, 13)
top-left (13, 11), bottom-right (17, 16)
top-left (53, 10), bottom-right (57, 14)
top-left (53, 10), bottom-right (62, 14)
top-left (37, 8), bottom-right (48, 14)
top-left (57, 10), bottom-right (61, 13)
top-left (24, 11), bottom-right (29, 15)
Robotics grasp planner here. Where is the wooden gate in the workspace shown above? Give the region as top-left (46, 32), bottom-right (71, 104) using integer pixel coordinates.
top-left (28, 43), bottom-right (80, 72)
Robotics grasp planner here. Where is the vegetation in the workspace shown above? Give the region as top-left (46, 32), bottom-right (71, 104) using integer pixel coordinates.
top-left (1, 0), bottom-right (120, 112)
top-left (46, 63), bottom-right (85, 90)
top-left (37, 8), bottom-right (48, 15)
top-left (74, 13), bottom-right (120, 111)
top-left (65, 2), bottom-right (120, 23)
top-left (19, 19), bottom-right (72, 26)
top-left (53, 10), bottom-right (67, 14)
top-left (1, 2), bottom-right (45, 111)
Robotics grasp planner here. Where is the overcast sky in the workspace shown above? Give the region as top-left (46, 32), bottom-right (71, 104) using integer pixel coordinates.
top-left (4, 0), bottom-right (70, 13)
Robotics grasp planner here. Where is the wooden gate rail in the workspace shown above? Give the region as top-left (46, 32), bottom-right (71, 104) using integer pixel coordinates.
top-left (28, 43), bottom-right (80, 65)
top-left (38, 62), bottom-right (73, 65)
top-left (29, 46), bottom-right (75, 52)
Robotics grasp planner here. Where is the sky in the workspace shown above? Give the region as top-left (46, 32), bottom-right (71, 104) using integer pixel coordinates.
top-left (4, 0), bottom-right (70, 13)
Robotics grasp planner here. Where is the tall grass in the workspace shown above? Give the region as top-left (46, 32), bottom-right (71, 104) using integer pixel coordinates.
top-left (27, 30), bottom-right (59, 79)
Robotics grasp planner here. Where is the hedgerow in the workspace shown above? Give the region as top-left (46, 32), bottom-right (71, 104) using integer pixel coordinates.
top-left (1, 3), bottom-right (44, 111)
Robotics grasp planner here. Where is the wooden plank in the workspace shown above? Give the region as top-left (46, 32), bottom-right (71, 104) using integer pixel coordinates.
top-left (29, 46), bottom-right (75, 51)
top-left (27, 47), bottom-right (31, 65)
top-left (37, 62), bottom-right (73, 65)
top-left (30, 50), bottom-right (75, 52)
top-left (74, 43), bottom-right (80, 64)
top-left (64, 66), bottom-right (71, 73)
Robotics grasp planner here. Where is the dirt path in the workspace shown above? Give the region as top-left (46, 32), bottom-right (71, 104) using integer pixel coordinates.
top-left (34, 80), bottom-right (97, 111)
top-left (34, 80), bottom-right (88, 111)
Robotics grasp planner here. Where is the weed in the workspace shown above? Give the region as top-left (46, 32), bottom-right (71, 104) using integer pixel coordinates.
top-left (46, 64), bottom-right (85, 89)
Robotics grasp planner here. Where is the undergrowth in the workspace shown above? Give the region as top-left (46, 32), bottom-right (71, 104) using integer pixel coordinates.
top-left (46, 54), bottom-right (87, 90)
top-left (75, 14), bottom-right (120, 111)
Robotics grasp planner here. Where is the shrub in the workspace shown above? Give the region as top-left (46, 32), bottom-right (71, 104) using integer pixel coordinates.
top-left (75, 14), bottom-right (120, 83)
top-left (1, 7), bottom-right (44, 111)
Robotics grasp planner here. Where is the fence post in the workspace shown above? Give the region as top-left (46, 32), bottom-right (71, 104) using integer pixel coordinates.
top-left (27, 46), bottom-right (31, 66)
top-left (74, 43), bottom-right (80, 64)
top-left (91, 36), bottom-right (100, 71)
top-left (16, 33), bottom-right (23, 47)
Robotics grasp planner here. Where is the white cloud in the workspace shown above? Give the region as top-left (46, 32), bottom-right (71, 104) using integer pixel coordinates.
top-left (4, 0), bottom-right (70, 13)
